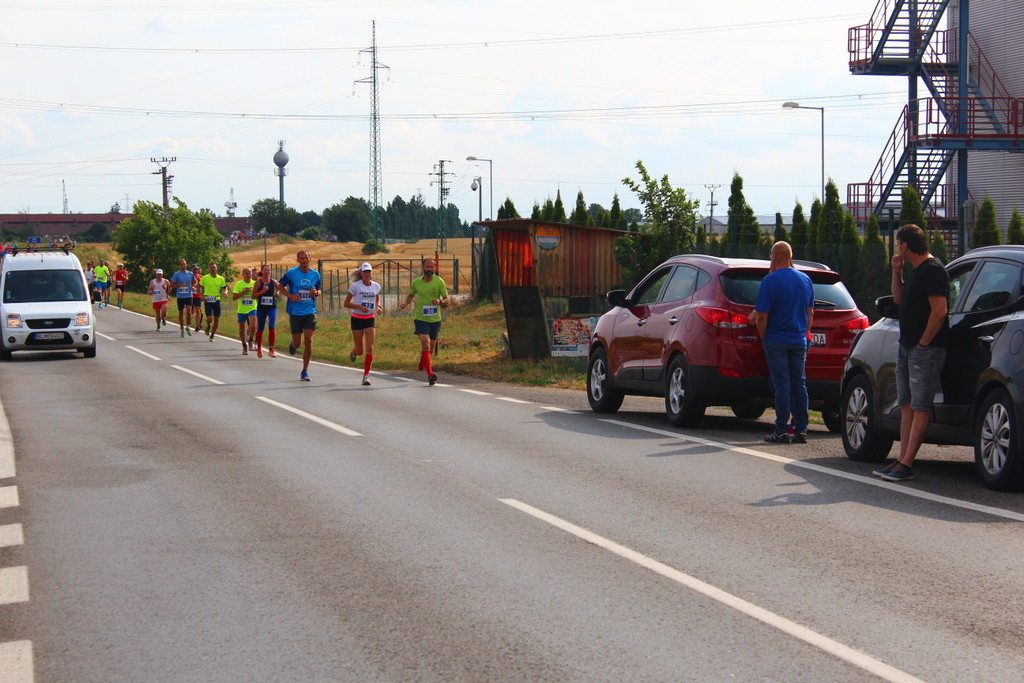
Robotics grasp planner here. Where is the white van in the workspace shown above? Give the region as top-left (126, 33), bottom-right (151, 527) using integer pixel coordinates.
top-left (0, 248), bottom-right (96, 360)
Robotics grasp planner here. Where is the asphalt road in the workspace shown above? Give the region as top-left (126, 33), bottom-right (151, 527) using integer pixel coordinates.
top-left (0, 306), bottom-right (1022, 682)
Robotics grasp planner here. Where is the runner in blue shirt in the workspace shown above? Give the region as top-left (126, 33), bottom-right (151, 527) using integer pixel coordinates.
top-left (168, 258), bottom-right (197, 337)
top-left (278, 249), bottom-right (322, 381)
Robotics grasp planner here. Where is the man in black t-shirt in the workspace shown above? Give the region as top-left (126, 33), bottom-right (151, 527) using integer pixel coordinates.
top-left (875, 224), bottom-right (950, 483)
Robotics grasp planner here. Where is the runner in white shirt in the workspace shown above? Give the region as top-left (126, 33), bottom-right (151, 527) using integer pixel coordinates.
top-left (344, 262), bottom-right (382, 386)
top-left (147, 269), bottom-right (171, 331)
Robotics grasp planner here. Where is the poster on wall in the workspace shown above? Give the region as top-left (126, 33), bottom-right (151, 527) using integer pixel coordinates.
top-left (551, 317), bottom-right (600, 356)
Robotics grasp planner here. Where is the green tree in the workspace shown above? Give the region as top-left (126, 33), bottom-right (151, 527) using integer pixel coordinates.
top-left (112, 199), bottom-right (230, 291)
top-left (79, 222), bottom-right (111, 243)
top-left (807, 199), bottom-right (822, 262)
top-left (497, 198), bottom-right (520, 220)
top-left (608, 194), bottom-right (624, 228)
top-left (615, 160), bottom-right (699, 286)
top-left (552, 194), bottom-right (567, 222)
top-left (531, 202), bottom-right (541, 220)
top-left (836, 211), bottom-right (862, 289)
top-left (322, 197), bottom-right (370, 242)
top-left (302, 210), bottom-right (321, 227)
top-left (773, 212), bottom-right (788, 243)
top-left (931, 227), bottom-right (949, 264)
top-left (1008, 208), bottom-right (1024, 245)
top-left (569, 190), bottom-right (590, 225)
top-left (726, 173), bottom-right (761, 258)
top-left (899, 185), bottom-right (927, 228)
top-left (857, 213), bottom-right (889, 316)
top-left (819, 180), bottom-right (844, 266)
top-left (790, 202), bottom-right (808, 260)
top-left (249, 198), bottom-right (305, 235)
top-left (972, 196), bottom-right (1001, 248)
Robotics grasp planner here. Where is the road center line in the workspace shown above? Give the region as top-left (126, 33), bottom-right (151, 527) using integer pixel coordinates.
top-left (124, 345), bottom-right (161, 361)
top-left (255, 396), bottom-right (363, 437)
top-left (171, 365), bottom-right (225, 385)
top-left (0, 486), bottom-right (18, 509)
top-left (96, 331), bottom-right (116, 341)
top-left (496, 397), bottom-right (531, 404)
top-left (0, 524), bottom-right (24, 549)
top-left (500, 498), bottom-right (925, 683)
top-left (599, 419), bottom-right (1024, 523)
top-left (540, 406), bottom-right (580, 414)
top-left (0, 640), bottom-right (34, 683)
top-left (0, 566), bottom-right (30, 605)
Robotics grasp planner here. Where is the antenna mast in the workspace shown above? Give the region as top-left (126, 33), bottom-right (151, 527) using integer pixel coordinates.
top-left (62, 180), bottom-right (69, 214)
top-left (356, 21), bottom-right (389, 243)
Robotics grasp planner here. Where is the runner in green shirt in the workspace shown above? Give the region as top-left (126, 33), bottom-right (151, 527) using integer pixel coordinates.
top-left (399, 258), bottom-right (449, 385)
top-left (232, 268), bottom-right (258, 355)
top-left (199, 262), bottom-right (227, 340)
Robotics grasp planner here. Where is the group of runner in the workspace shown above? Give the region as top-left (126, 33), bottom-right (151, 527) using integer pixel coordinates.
top-left (85, 260), bottom-right (129, 309)
top-left (143, 249), bottom-right (449, 385)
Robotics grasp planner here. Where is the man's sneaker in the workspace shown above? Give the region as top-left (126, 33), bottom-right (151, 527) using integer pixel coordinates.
top-left (288, 343), bottom-right (297, 356)
top-left (764, 431), bottom-right (791, 444)
top-left (162, 318), bottom-right (167, 327)
top-left (156, 324), bottom-right (161, 331)
top-left (880, 463), bottom-right (914, 482)
top-left (268, 348), bottom-right (277, 358)
top-left (118, 303), bottom-right (122, 310)
top-left (257, 348), bottom-right (263, 358)
top-left (180, 328), bottom-right (185, 338)
top-left (428, 373), bottom-right (438, 386)
top-left (185, 327), bottom-right (192, 336)
top-left (872, 461), bottom-right (898, 477)
top-left (792, 432), bottom-right (808, 444)
top-left (209, 334), bottom-right (214, 342)
top-left (361, 376), bottom-right (371, 386)
top-left (300, 370), bottom-right (310, 382)
top-left (349, 350), bottom-right (358, 362)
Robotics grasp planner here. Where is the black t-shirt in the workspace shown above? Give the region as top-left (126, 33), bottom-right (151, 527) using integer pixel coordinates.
top-left (899, 256), bottom-right (950, 348)
top-left (254, 278), bottom-right (278, 310)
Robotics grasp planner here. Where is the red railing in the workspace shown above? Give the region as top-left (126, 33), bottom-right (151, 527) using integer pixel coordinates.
top-left (915, 97), bottom-right (1022, 143)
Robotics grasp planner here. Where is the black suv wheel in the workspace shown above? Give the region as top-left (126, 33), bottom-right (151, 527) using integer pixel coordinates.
top-left (975, 388), bottom-right (1024, 491)
top-left (587, 348), bottom-right (624, 413)
top-left (840, 374), bottom-right (894, 462)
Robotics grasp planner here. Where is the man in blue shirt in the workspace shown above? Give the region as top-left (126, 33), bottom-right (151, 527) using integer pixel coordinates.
top-left (753, 241), bottom-right (814, 444)
top-left (168, 258), bottom-right (196, 337)
top-left (279, 249), bottom-right (322, 381)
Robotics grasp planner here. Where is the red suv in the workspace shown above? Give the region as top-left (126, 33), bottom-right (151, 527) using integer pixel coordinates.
top-left (587, 254), bottom-right (868, 429)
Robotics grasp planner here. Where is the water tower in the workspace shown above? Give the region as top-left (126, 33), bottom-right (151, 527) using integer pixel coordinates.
top-left (273, 140), bottom-right (289, 204)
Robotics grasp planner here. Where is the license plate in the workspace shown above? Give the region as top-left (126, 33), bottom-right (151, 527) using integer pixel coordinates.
top-left (34, 332), bottom-right (64, 340)
top-left (811, 332), bottom-right (826, 346)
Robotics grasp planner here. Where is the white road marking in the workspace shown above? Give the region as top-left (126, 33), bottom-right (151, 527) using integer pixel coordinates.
top-left (124, 345), bottom-right (161, 361)
top-left (0, 640), bottom-right (34, 683)
top-left (0, 393), bottom-right (13, 480)
top-left (255, 396), bottom-right (363, 437)
top-left (460, 389), bottom-right (492, 396)
top-left (501, 498), bottom-right (925, 683)
top-left (171, 365), bottom-right (225, 385)
top-left (599, 419), bottom-right (1024, 523)
top-left (496, 397), bottom-right (531, 404)
top-left (0, 486), bottom-right (18, 509)
top-left (0, 566), bottom-right (30, 605)
top-left (0, 524), bottom-right (24, 549)
top-left (539, 406), bottom-right (580, 414)
top-left (96, 331), bottom-right (116, 341)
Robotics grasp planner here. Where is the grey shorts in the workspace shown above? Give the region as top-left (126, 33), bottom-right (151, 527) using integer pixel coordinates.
top-left (896, 345), bottom-right (948, 412)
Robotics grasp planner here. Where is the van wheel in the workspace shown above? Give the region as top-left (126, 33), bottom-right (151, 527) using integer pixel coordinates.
top-left (840, 374), bottom-right (893, 462)
top-left (82, 344), bottom-right (96, 358)
top-left (665, 355), bottom-right (704, 427)
top-left (587, 348), bottom-right (623, 413)
top-left (975, 388), bottom-right (1024, 491)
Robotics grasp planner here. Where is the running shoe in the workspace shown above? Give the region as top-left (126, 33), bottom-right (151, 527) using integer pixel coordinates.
top-left (872, 461), bottom-right (898, 477)
top-left (209, 334), bottom-right (214, 342)
top-left (118, 303), bottom-right (122, 310)
top-left (361, 376), bottom-right (371, 386)
top-left (428, 373), bottom-right (438, 386)
top-left (257, 348), bottom-right (263, 358)
top-left (792, 432), bottom-right (808, 444)
top-left (349, 350), bottom-right (358, 362)
top-left (288, 343), bottom-right (297, 355)
top-left (156, 324), bottom-right (161, 331)
top-left (268, 348), bottom-right (277, 358)
top-left (180, 328), bottom-right (185, 338)
top-left (162, 318), bottom-right (167, 327)
top-left (763, 431), bottom-right (791, 444)
top-left (880, 464), bottom-right (914, 482)
top-left (300, 370), bottom-right (310, 382)
top-left (186, 327), bottom-right (192, 336)
top-left (242, 347), bottom-right (248, 355)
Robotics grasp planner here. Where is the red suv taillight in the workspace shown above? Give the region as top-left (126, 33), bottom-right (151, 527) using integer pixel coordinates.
top-left (835, 315), bottom-right (870, 344)
top-left (695, 307), bottom-right (750, 329)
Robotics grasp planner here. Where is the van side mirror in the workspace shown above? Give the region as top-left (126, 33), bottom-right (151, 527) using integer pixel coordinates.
top-left (606, 290), bottom-right (629, 308)
top-left (876, 295), bottom-right (899, 319)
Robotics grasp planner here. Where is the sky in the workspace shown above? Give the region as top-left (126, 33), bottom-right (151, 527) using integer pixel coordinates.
top-left (0, 0), bottom-right (912, 228)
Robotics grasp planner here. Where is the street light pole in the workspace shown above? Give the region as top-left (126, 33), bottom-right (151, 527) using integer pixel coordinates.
top-left (782, 101), bottom-right (825, 205)
top-left (470, 176), bottom-right (482, 298)
top-left (466, 156), bottom-right (493, 220)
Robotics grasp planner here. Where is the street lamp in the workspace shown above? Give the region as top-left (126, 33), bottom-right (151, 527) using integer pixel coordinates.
top-left (466, 156), bottom-right (493, 220)
top-left (470, 176), bottom-right (483, 298)
top-left (782, 101), bottom-right (825, 204)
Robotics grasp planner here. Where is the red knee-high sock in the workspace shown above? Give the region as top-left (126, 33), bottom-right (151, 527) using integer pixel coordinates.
top-left (418, 351), bottom-right (427, 370)
top-left (268, 329), bottom-right (276, 347)
top-left (256, 330), bottom-right (263, 349)
top-left (363, 354), bottom-right (373, 375)
top-left (422, 351), bottom-right (433, 376)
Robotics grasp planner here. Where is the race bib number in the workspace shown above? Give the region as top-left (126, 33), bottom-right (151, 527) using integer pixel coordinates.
top-left (298, 289), bottom-right (311, 301)
top-left (205, 296), bottom-right (217, 303)
top-left (115, 280), bottom-right (124, 286)
top-left (242, 298), bottom-right (253, 307)
top-left (362, 301), bottom-right (376, 312)
top-left (421, 305), bottom-right (438, 317)
top-left (260, 296), bottom-right (274, 306)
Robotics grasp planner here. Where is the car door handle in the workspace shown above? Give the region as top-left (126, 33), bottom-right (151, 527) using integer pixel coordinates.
top-left (668, 316), bottom-right (679, 325)
top-left (979, 335), bottom-right (995, 345)
top-left (637, 319), bottom-right (647, 327)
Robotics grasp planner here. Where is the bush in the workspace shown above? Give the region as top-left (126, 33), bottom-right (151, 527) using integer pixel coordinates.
top-left (362, 237), bottom-right (390, 255)
top-left (300, 226), bottom-right (321, 241)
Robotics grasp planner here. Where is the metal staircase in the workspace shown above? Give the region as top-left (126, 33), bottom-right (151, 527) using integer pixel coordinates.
top-left (847, 0), bottom-right (1022, 236)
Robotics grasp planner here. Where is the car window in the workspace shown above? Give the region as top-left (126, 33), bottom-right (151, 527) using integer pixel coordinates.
top-left (720, 269), bottom-right (856, 309)
top-left (961, 260), bottom-right (1020, 312)
top-left (3, 270), bottom-right (87, 303)
top-left (632, 268), bottom-right (671, 306)
top-left (720, 271), bottom-right (762, 305)
top-left (661, 266), bottom-right (698, 302)
top-left (947, 263), bottom-right (976, 313)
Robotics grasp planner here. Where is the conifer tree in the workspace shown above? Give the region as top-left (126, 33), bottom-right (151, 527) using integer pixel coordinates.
top-left (1008, 208), bottom-right (1024, 245)
top-left (609, 193), bottom-right (624, 228)
top-left (972, 196), bottom-right (1000, 248)
top-left (553, 194), bottom-right (567, 222)
top-left (857, 213), bottom-right (889, 316)
top-left (807, 199), bottom-right (822, 262)
top-left (931, 228), bottom-right (949, 264)
top-left (790, 202), bottom-right (808, 260)
top-left (773, 212), bottom-right (787, 243)
top-left (497, 198), bottom-right (520, 220)
top-left (820, 180), bottom-right (843, 266)
top-left (570, 190), bottom-right (589, 225)
top-left (531, 202), bottom-right (541, 220)
top-left (837, 211), bottom-right (862, 291)
top-left (899, 185), bottom-right (927, 228)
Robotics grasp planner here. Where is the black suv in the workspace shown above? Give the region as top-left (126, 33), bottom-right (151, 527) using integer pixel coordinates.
top-left (840, 245), bottom-right (1024, 490)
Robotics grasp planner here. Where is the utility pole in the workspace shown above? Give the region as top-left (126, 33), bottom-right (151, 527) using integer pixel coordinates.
top-left (704, 184), bottom-right (721, 236)
top-left (430, 160), bottom-right (452, 253)
top-left (62, 180), bottom-right (69, 214)
top-left (356, 21), bottom-right (389, 243)
top-left (150, 157), bottom-right (176, 209)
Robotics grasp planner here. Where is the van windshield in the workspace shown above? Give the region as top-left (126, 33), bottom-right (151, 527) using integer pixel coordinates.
top-left (3, 270), bottom-right (87, 303)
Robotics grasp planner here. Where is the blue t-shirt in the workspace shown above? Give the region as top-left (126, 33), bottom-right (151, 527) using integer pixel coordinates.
top-left (755, 267), bottom-right (814, 344)
top-left (279, 266), bottom-right (321, 316)
top-left (169, 270), bottom-right (195, 299)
